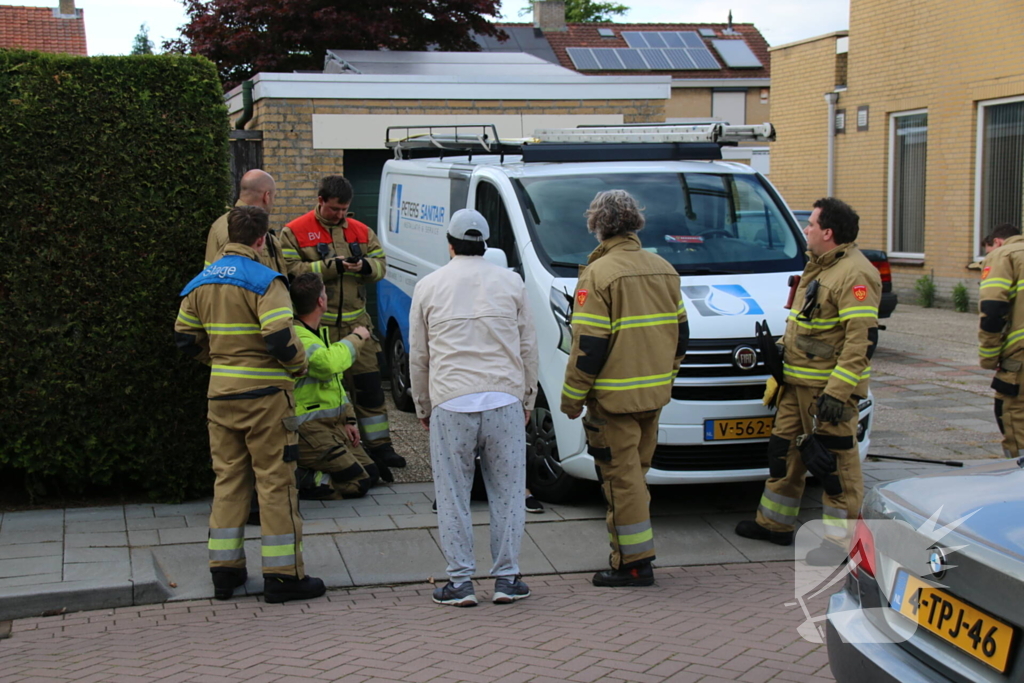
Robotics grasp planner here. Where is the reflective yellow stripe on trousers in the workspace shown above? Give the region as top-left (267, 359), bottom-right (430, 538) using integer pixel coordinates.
top-left (609, 520), bottom-right (654, 556)
top-left (261, 533), bottom-right (300, 568)
top-left (209, 526), bottom-right (245, 562)
top-left (758, 490), bottom-right (800, 527)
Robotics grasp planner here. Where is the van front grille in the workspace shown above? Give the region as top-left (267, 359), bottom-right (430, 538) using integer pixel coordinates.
top-left (679, 337), bottom-right (767, 378)
top-left (652, 443), bottom-right (768, 471)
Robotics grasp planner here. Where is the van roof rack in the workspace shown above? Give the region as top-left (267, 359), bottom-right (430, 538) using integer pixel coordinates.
top-left (386, 122), bottom-right (774, 164)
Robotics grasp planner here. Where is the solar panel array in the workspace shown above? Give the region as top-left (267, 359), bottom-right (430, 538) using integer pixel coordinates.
top-left (567, 31), bottom-right (726, 71)
top-left (710, 39), bottom-right (763, 68)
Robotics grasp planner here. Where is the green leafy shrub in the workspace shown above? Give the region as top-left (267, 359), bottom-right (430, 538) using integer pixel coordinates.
top-left (915, 273), bottom-right (936, 308)
top-left (952, 282), bottom-right (969, 312)
top-left (0, 50), bottom-right (230, 502)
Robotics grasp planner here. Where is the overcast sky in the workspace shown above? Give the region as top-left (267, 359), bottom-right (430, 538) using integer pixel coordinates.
top-left (12, 0), bottom-right (850, 56)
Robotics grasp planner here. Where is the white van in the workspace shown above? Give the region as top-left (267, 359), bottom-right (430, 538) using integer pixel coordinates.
top-left (375, 124), bottom-right (874, 501)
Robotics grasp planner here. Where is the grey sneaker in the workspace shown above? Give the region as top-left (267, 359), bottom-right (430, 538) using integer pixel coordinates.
top-left (493, 575), bottom-right (531, 604)
top-left (432, 581), bottom-right (477, 607)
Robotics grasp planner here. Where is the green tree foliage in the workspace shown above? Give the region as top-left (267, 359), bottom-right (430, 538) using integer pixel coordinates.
top-left (166, 0), bottom-right (505, 89)
top-left (131, 23), bottom-right (155, 55)
top-left (0, 50), bottom-right (230, 502)
top-left (519, 0), bottom-right (630, 22)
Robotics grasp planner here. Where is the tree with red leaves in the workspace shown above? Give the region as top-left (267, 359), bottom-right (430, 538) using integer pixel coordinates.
top-left (166, 1), bottom-right (505, 89)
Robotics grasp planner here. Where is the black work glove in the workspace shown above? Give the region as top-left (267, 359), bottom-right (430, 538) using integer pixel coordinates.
top-left (816, 393), bottom-right (845, 425)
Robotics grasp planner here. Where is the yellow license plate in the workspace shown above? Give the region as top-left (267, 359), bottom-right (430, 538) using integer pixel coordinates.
top-left (890, 570), bottom-right (1016, 673)
top-left (703, 417), bottom-right (774, 441)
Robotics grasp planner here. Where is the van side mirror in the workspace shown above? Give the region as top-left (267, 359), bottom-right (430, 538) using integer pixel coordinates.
top-left (483, 247), bottom-right (508, 269)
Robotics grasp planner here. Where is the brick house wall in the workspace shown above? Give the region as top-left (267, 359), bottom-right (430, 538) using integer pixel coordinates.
top-left (770, 0), bottom-right (1024, 308)
top-left (247, 97), bottom-right (667, 220)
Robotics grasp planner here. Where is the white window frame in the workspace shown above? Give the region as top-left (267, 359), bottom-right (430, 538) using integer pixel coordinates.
top-left (974, 95), bottom-right (1024, 261)
top-left (887, 108), bottom-right (928, 259)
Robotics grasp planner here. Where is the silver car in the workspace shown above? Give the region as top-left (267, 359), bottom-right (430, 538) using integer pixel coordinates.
top-left (826, 458), bottom-right (1024, 681)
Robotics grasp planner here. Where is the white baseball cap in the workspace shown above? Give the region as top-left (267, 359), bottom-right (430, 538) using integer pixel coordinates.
top-left (447, 208), bottom-right (490, 242)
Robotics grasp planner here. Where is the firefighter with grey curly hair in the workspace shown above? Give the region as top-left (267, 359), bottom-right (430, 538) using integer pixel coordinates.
top-left (561, 189), bottom-right (689, 587)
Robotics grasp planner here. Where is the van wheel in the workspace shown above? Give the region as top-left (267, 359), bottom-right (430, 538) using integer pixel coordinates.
top-left (388, 330), bottom-right (415, 413)
top-left (526, 401), bottom-right (580, 503)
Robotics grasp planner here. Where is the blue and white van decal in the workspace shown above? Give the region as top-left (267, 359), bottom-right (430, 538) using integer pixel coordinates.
top-left (682, 284), bottom-right (765, 317)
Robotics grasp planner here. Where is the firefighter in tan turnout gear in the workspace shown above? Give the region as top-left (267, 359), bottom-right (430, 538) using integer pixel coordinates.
top-left (280, 175), bottom-right (406, 481)
top-left (289, 272), bottom-right (380, 500)
top-left (175, 206), bottom-right (326, 604)
top-left (978, 223), bottom-right (1024, 458)
top-left (205, 169), bottom-right (288, 275)
top-left (561, 190), bottom-right (688, 587)
top-left (736, 198), bottom-right (880, 567)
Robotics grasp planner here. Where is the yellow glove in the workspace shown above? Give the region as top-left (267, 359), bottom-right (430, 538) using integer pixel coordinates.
top-left (762, 376), bottom-right (783, 408)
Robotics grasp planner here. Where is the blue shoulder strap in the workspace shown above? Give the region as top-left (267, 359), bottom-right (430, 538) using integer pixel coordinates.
top-left (180, 255), bottom-right (284, 297)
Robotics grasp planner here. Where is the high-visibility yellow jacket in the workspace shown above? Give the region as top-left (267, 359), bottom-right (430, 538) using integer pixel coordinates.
top-left (204, 201), bottom-right (288, 274)
top-left (292, 323), bottom-right (364, 427)
top-left (978, 235), bottom-right (1024, 391)
top-left (782, 242), bottom-right (881, 403)
top-left (279, 209), bottom-right (386, 334)
top-left (561, 233), bottom-right (687, 416)
top-left (175, 243), bottom-right (307, 398)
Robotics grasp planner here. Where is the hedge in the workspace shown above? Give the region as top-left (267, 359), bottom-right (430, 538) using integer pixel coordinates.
top-left (0, 50), bottom-right (230, 502)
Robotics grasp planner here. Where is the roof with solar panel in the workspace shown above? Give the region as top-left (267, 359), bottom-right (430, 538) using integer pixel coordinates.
top-left (526, 23), bottom-right (770, 79)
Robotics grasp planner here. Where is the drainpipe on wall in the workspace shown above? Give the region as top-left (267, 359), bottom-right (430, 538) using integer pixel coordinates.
top-left (234, 80), bottom-right (255, 131)
top-left (824, 91), bottom-right (839, 197)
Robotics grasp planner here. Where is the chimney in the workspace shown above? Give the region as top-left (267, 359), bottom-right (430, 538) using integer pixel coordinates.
top-left (533, 0), bottom-right (567, 33)
top-left (58, 0), bottom-right (75, 16)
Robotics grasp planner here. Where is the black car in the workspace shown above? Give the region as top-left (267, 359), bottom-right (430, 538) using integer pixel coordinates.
top-left (792, 210), bottom-right (897, 319)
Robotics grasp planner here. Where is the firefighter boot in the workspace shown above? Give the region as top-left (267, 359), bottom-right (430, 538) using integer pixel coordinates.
top-left (592, 562), bottom-right (654, 587)
top-left (735, 520), bottom-right (794, 546)
top-left (211, 567), bottom-right (247, 600)
top-left (263, 574), bottom-right (327, 604)
top-left (370, 443), bottom-right (406, 469)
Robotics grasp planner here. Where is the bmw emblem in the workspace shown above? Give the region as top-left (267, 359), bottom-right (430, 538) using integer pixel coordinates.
top-left (733, 345), bottom-right (758, 371)
top-left (929, 547), bottom-right (948, 578)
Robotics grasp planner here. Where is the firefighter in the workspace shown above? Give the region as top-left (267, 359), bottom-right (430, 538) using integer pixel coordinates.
top-left (289, 272), bottom-right (380, 499)
top-left (279, 175), bottom-right (406, 481)
top-left (175, 206), bottom-right (325, 604)
top-left (978, 223), bottom-right (1024, 458)
top-left (735, 197), bottom-right (880, 567)
top-left (205, 169), bottom-right (288, 275)
top-left (561, 190), bottom-right (688, 587)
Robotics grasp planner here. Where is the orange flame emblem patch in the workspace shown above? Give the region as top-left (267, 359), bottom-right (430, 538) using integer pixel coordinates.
top-left (982, 266), bottom-right (992, 280)
top-left (852, 285), bottom-right (867, 301)
top-left (576, 289), bottom-right (588, 307)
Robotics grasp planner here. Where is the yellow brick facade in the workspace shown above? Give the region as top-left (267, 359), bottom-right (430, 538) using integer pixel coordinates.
top-left (770, 1), bottom-right (1024, 306)
top-left (666, 88), bottom-right (770, 123)
top-left (247, 97), bottom-right (666, 221)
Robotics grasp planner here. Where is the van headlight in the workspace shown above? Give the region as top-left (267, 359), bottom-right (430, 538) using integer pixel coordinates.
top-left (550, 287), bottom-right (573, 355)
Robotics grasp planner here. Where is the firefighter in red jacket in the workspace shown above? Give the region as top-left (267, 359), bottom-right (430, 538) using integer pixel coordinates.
top-left (279, 175), bottom-right (406, 479)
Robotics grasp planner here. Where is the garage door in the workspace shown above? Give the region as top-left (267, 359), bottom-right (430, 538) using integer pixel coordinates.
top-left (343, 149), bottom-right (393, 358)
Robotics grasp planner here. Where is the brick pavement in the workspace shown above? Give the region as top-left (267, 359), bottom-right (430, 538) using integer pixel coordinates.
top-left (2, 561), bottom-right (834, 683)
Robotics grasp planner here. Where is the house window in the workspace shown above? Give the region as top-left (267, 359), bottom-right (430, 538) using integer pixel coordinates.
top-left (888, 110), bottom-right (928, 257)
top-left (976, 97), bottom-right (1024, 257)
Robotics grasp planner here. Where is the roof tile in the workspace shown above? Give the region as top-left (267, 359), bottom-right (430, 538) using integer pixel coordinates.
top-left (0, 5), bottom-right (87, 55)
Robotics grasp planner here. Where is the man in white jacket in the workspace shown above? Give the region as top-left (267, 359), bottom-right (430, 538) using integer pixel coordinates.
top-left (409, 209), bottom-right (539, 607)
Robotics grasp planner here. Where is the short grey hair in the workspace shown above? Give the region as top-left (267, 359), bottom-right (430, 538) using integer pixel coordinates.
top-left (585, 189), bottom-right (645, 241)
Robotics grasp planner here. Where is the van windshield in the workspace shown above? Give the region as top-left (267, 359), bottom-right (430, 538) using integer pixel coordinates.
top-left (515, 172), bottom-right (805, 276)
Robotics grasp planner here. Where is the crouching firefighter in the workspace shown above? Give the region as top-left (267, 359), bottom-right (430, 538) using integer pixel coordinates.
top-left (979, 223), bottom-right (1024, 457)
top-left (561, 190), bottom-right (688, 587)
top-left (288, 273), bottom-right (381, 499)
top-left (735, 198), bottom-right (880, 567)
top-left (280, 175), bottom-right (406, 480)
